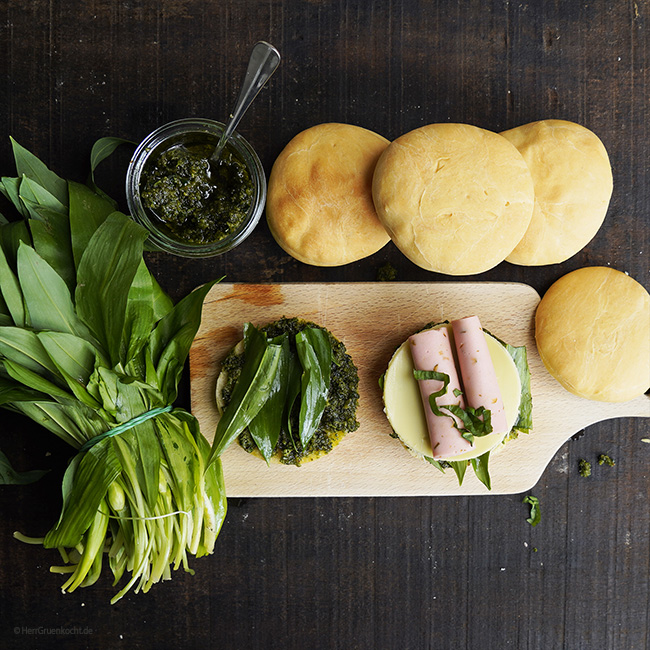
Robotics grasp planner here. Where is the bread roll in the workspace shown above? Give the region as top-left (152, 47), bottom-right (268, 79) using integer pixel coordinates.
top-left (266, 123), bottom-right (390, 266)
top-left (371, 123), bottom-right (535, 275)
top-left (535, 266), bottom-right (650, 402)
top-left (501, 120), bottom-right (613, 265)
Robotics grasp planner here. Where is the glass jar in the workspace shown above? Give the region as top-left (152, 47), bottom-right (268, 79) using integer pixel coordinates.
top-left (125, 118), bottom-right (266, 258)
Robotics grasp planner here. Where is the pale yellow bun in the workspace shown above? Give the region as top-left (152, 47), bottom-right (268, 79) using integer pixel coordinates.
top-left (371, 123), bottom-right (535, 275)
top-left (501, 120), bottom-right (613, 265)
top-left (266, 123), bottom-right (391, 266)
top-left (535, 267), bottom-right (650, 402)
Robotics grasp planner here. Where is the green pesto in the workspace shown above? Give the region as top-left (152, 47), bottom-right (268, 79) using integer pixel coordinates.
top-left (221, 317), bottom-right (359, 466)
top-left (140, 140), bottom-right (253, 244)
top-left (598, 453), bottom-right (615, 466)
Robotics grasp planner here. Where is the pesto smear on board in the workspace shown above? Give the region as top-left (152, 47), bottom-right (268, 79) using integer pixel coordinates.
top-left (140, 139), bottom-right (253, 244)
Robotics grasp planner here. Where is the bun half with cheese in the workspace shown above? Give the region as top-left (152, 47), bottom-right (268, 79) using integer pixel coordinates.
top-left (382, 316), bottom-right (532, 489)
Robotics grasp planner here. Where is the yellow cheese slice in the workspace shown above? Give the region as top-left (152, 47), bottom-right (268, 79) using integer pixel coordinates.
top-left (383, 327), bottom-right (522, 461)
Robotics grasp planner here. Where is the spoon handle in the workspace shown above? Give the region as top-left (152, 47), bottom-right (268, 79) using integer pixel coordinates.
top-left (212, 41), bottom-right (281, 161)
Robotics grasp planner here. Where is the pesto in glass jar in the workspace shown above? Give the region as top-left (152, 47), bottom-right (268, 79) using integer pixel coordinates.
top-left (140, 139), bottom-right (254, 245)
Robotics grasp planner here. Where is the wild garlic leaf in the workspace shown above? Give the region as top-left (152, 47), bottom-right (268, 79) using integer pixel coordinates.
top-left (295, 328), bottom-right (331, 449)
top-left (113, 419), bottom-right (161, 512)
top-left (37, 331), bottom-right (100, 384)
top-left (148, 279), bottom-right (219, 401)
top-left (0, 376), bottom-right (48, 405)
top-left (68, 181), bottom-right (118, 270)
top-left (0, 244), bottom-right (25, 326)
top-left (75, 212), bottom-right (148, 367)
top-left (0, 327), bottom-right (60, 377)
top-left (0, 218), bottom-right (30, 269)
top-left (19, 175), bottom-right (68, 217)
top-left (88, 137), bottom-right (134, 203)
top-left (3, 359), bottom-right (72, 401)
top-left (43, 440), bottom-right (122, 549)
top-left (0, 176), bottom-right (30, 217)
top-left (470, 452), bottom-right (491, 491)
top-left (27, 210), bottom-right (75, 291)
top-left (523, 494), bottom-right (541, 527)
top-left (210, 337), bottom-right (282, 461)
top-left (122, 260), bottom-right (157, 366)
top-left (10, 137), bottom-right (68, 207)
top-left (506, 343), bottom-right (533, 433)
top-left (17, 242), bottom-right (88, 337)
top-left (0, 449), bottom-right (48, 485)
top-left (424, 456), bottom-right (446, 473)
top-left (248, 334), bottom-right (292, 463)
top-left (447, 460), bottom-right (468, 485)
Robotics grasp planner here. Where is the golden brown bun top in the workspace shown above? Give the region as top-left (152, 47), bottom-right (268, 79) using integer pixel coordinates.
top-left (501, 119), bottom-right (613, 266)
top-left (266, 123), bottom-right (391, 267)
top-left (371, 122), bottom-right (535, 275)
top-left (535, 266), bottom-right (650, 402)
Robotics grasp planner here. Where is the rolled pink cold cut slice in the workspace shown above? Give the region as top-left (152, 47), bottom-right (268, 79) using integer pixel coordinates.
top-left (408, 327), bottom-right (473, 459)
top-left (451, 316), bottom-right (508, 434)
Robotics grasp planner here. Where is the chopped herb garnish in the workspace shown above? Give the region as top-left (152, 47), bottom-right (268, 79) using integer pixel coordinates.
top-left (523, 494), bottom-right (541, 526)
top-left (578, 458), bottom-right (592, 477)
top-left (412, 368), bottom-right (493, 444)
top-left (376, 262), bottom-right (397, 282)
top-left (598, 453), bottom-right (615, 466)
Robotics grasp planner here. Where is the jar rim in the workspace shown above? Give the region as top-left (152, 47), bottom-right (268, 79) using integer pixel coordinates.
top-left (125, 118), bottom-right (266, 258)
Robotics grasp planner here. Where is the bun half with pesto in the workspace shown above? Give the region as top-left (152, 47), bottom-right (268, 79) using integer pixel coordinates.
top-left (382, 316), bottom-right (532, 489)
top-left (213, 317), bottom-right (359, 465)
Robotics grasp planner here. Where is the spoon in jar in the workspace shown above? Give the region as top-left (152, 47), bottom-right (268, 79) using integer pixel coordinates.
top-left (210, 41), bottom-right (281, 165)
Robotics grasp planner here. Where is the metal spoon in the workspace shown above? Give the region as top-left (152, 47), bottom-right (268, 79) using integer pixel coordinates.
top-left (210, 41), bottom-right (281, 164)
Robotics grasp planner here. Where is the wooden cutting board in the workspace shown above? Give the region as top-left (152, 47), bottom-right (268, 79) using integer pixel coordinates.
top-left (189, 282), bottom-right (649, 496)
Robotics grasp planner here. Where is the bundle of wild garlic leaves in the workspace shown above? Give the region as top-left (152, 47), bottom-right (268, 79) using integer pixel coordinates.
top-left (0, 138), bottom-right (226, 603)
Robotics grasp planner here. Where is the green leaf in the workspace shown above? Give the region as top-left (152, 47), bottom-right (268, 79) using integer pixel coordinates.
top-left (89, 137), bottom-right (134, 188)
top-left (447, 460), bottom-right (468, 485)
top-left (0, 244), bottom-right (25, 326)
top-left (19, 175), bottom-right (68, 217)
top-left (37, 331), bottom-right (100, 384)
top-left (443, 404), bottom-right (493, 444)
top-left (75, 212), bottom-right (149, 366)
top-left (470, 452), bottom-right (491, 491)
top-left (0, 218), bottom-right (31, 269)
top-left (16, 243), bottom-right (89, 337)
top-left (523, 494), bottom-right (541, 527)
top-left (44, 440), bottom-right (122, 548)
top-left (3, 359), bottom-right (73, 400)
top-left (87, 137), bottom-right (134, 208)
top-left (295, 328), bottom-right (332, 449)
top-left (248, 333), bottom-right (291, 463)
top-left (0, 376), bottom-right (47, 405)
top-left (0, 176), bottom-right (30, 217)
top-left (210, 333), bottom-right (282, 461)
top-left (121, 260), bottom-right (157, 367)
top-left (284, 343), bottom-right (303, 450)
top-left (11, 137), bottom-right (68, 207)
top-left (0, 449), bottom-right (48, 485)
top-left (424, 456), bottom-right (446, 473)
top-left (68, 181), bottom-right (119, 270)
top-left (149, 279), bottom-right (219, 401)
top-left (0, 326), bottom-right (60, 377)
top-left (414, 368), bottom-right (492, 444)
top-left (413, 369), bottom-right (451, 417)
top-left (27, 210), bottom-right (75, 291)
top-left (506, 343), bottom-right (533, 433)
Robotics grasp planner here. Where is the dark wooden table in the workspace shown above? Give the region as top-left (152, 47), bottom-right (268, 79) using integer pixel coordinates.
top-left (1, 2), bottom-right (648, 649)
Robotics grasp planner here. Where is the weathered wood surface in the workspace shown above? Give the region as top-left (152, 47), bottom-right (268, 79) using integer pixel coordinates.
top-left (0, 1), bottom-right (648, 649)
